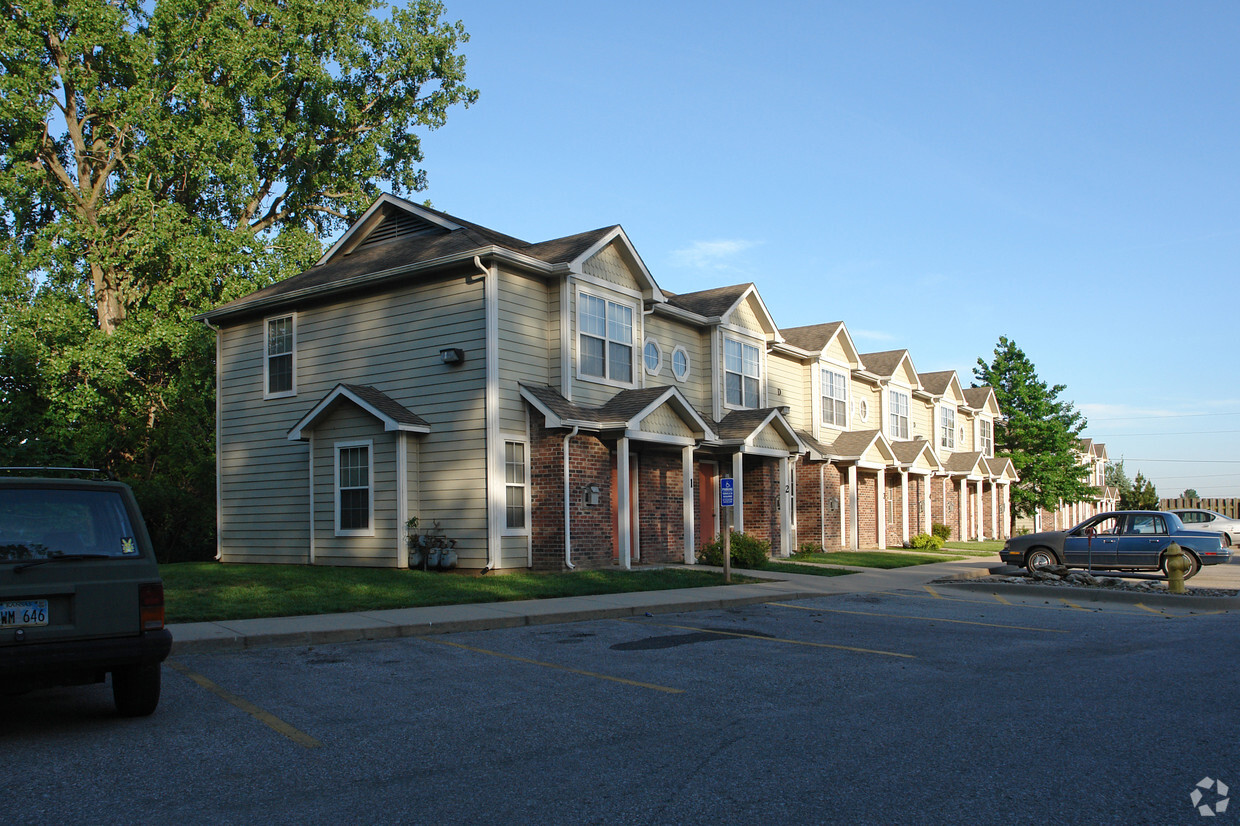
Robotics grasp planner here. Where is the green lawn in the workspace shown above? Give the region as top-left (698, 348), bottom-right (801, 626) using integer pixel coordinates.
top-left (161, 563), bottom-right (747, 624)
top-left (756, 560), bottom-right (857, 577)
top-left (938, 540), bottom-right (1005, 555)
top-left (792, 550), bottom-right (967, 569)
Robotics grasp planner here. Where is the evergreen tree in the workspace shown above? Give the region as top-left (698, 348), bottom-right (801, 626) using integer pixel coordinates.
top-left (0, 0), bottom-right (477, 560)
top-left (1122, 472), bottom-right (1159, 510)
top-left (974, 336), bottom-right (1094, 530)
top-left (1105, 460), bottom-right (1132, 500)
top-left (1182, 488), bottom-right (1199, 500)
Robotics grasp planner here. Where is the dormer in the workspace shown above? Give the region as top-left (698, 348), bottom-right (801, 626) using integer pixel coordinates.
top-left (919, 370), bottom-right (966, 455)
top-left (859, 349), bottom-right (922, 443)
top-left (962, 386), bottom-right (1001, 457)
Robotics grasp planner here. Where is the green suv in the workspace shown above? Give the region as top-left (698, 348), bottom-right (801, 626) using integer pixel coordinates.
top-left (0, 472), bottom-right (173, 716)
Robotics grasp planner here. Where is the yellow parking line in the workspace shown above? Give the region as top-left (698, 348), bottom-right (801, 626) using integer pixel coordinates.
top-left (767, 602), bottom-right (1068, 633)
top-left (167, 660), bottom-right (322, 749)
top-left (923, 585), bottom-right (943, 599)
top-left (1058, 598), bottom-right (1086, 610)
top-left (424, 639), bottom-right (684, 694)
top-left (621, 619), bottom-right (914, 659)
top-left (1134, 602), bottom-right (1171, 617)
top-left (993, 594), bottom-right (1012, 605)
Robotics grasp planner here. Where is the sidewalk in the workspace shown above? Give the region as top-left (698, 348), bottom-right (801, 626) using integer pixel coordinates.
top-left (168, 558), bottom-right (998, 655)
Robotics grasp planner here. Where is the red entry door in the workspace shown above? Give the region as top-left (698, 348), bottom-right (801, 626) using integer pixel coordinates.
top-left (697, 461), bottom-right (718, 547)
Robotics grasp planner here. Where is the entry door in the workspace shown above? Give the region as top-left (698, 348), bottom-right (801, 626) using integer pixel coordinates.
top-left (611, 453), bottom-right (639, 561)
top-left (697, 461), bottom-right (718, 547)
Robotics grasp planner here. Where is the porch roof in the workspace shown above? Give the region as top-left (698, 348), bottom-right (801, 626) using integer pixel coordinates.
top-left (287, 383), bottom-right (430, 441)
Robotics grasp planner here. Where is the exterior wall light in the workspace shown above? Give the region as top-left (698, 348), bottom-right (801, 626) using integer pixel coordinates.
top-left (440, 347), bottom-right (465, 365)
top-left (585, 483), bottom-right (601, 506)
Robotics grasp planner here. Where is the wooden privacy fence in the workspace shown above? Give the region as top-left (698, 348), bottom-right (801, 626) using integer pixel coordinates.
top-left (1160, 498), bottom-right (1240, 518)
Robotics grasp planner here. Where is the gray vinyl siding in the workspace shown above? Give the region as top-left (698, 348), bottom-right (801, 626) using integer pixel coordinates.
top-left (498, 269), bottom-right (552, 432)
top-left (216, 272), bottom-right (489, 567)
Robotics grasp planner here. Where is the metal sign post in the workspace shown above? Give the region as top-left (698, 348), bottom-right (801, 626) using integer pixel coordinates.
top-left (720, 478), bottom-right (734, 584)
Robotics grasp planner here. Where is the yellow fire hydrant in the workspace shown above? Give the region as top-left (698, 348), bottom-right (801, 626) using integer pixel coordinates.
top-left (1164, 542), bottom-right (1188, 595)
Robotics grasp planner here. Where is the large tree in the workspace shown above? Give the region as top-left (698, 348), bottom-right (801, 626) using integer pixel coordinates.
top-left (1122, 472), bottom-right (1159, 510)
top-left (975, 336), bottom-right (1095, 529)
top-left (0, 0), bottom-right (476, 559)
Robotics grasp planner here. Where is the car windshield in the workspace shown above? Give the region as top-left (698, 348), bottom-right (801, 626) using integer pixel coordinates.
top-left (0, 488), bottom-right (140, 562)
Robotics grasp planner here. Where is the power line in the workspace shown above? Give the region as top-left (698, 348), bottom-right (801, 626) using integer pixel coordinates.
top-left (1089, 429), bottom-right (1240, 437)
top-left (1089, 411), bottom-right (1240, 422)
top-left (1124, 458), bottom-right (1240, 464)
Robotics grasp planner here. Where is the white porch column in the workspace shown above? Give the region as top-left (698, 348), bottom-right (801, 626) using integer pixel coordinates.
top-left (848, 464), bottom-right (859, 550)
top-left (779, 455), bottom-right (792, 557)
top-left (925, 476), bottom-right (933, 534)
top-left (990, 482), bottom-right (998, 541)
top-left (876, 469), bottom-right (887, 549)
top-left (682, 445), bottom-right (695, 564)
top-left (733, 450), bottom-right (745, 535)
top-left (958, 477), bottom-right (967, 542)
top-left (974, 481), bottom-right (983, 540)
top-left (900, 470), bottom-right (910, 545)
top-left (617, 437), bottom-right (631, 570)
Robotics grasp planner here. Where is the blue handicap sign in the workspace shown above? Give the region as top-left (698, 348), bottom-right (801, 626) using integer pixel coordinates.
top-left (719, 478), bottom-right (734, 508)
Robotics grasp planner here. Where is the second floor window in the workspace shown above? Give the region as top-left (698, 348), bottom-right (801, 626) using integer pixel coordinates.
top-left (724, 337), bottom-right (761, 408)
top-left (579, 293), bottom-right (633, 384)
top-left (265, 314), bottom-right (295, 397)
top-left (940, 405), bottom-right (956, 450)
top-left (888, 389), bottom-right (909, 439)
top-left (821, 368), bottom-right (847, 426)
top-left (980, 419), bottom-right (993, 456)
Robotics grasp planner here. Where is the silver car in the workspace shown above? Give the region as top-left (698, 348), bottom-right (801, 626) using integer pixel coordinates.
top-left (1168, 509), bottom-right (1240, 548)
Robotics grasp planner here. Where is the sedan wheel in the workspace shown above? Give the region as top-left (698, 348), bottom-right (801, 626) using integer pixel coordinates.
top-left (1161, 550), bottom-right (1200, 581)
top-left (1025, 549), bottom-right (1056, 572)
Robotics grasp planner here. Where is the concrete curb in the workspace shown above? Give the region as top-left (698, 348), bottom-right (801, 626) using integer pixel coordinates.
top-left (168, 584), bottom-right (824, 655)
top-left (936, 579), bottom-right (1240, 610)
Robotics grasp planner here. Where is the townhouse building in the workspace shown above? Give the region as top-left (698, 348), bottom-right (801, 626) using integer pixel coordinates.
top-left (200, 194), bottom-right (1015, 570)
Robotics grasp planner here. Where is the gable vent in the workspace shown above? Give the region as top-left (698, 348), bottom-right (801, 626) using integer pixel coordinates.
top-left (360, 210), bottom-right (444, 247)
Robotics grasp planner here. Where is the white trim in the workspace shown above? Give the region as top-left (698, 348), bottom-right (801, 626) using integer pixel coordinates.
top-left (887, 387), bottom-right (910, 440)
top-left (501, 436), bottom-right (531, 537)
top-left (396, 432), bottom-right (408, 567)
top-left (722, 333), bottom-right (763, 411)
top-left (287, 383), bottom-right (430, 441)
top-left (671, 345), bottom-right (690, 382)
top-left (333, 439), bottom-right (375, 537)
top-left (682, 445), bottom-right (695, 564)
top-left (820, 364), bottom-right (849, 431)
top-left (573, 270), bottom-right (646, 301)
top-left (575, 287), bottom-right (639, 390)
top-left (642, 337), bottom-right (663, 376)
top-left (623, 429), bottom-right (696, 447)
top-left (618, 438), bottom-right (632, 569)
top-left (485, 263), bottom-right (502, 568)
top-left (308, 432), bottom-right (316, 564)
top-left (560, 277), bottom-right (572, 401)
top-left (214, 326), bottom-right (223, 561)
top-left (263, 311), bottom-right (297, 399)
top-left (568, 227), bottom-right (665, 302)
top-left (733, 451), bottom-right (745, 534)
top-left (315, 193), bottom-right (461, 265)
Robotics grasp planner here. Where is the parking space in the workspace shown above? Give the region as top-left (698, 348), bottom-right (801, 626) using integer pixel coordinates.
top-left (4, 592), bottom-right (1238, 824)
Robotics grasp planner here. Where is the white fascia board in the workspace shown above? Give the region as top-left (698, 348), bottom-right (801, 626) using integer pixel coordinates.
top-left (727, 284), bottom-right (781, 340)
top-left (831, 324), bottom-right (863, 367)
top-left (570, 226), bottom-right (666, 302)
top-left (770, 341), bottom-right (814, 361)
top-left (315, 193), bottom-right (462, 266)
top-left (651, 302), bottom-right (718, 327)
top-left (851, 369), bottom-right (882, 385)
top-left (628, 387), bottom-right (718, 441)
top-left (622, 429), bottom-right (696, 447)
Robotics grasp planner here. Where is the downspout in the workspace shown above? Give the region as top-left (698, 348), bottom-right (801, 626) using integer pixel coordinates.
top-left (563, 426), bottom-right (579, 569)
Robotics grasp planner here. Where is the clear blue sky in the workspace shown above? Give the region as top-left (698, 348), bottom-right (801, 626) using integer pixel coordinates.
top-left (413, 0), bottom-right (1240, 497)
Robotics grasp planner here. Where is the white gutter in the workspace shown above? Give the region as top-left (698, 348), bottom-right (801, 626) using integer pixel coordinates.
top-left (563, 425), bottom-right (579, 569)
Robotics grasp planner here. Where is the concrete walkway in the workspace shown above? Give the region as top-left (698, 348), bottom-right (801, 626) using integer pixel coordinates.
top-left (168, 558), bottom-right (998, 655)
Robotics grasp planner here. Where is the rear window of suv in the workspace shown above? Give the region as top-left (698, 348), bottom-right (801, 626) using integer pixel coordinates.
top-left (0, 488), bottom-right (140, 562)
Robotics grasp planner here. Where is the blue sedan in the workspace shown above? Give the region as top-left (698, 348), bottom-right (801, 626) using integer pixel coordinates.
top-left (1000, 510), bottom-right (1230, 579)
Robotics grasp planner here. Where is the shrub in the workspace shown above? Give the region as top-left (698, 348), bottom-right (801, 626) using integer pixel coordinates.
top-left (698, 531), bottom-right (771, 568)
top-left (794, 542), bottom-right (821, 558)
top-left (909, 532), bottom-right (944, 551)
top-left (931, 522), bottom-right (952, 541)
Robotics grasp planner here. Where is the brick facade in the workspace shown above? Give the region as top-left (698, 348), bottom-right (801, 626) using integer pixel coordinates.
top-left (637, 449), bottom-right (684, 564)
top-left (741, 455), bottom-right (780, 553)
top-left (530, 418), bottom-right (614, 571)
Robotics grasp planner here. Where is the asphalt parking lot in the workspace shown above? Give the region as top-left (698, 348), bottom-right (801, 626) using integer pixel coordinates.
top-left (3, 588), bottom-right (1236, 825)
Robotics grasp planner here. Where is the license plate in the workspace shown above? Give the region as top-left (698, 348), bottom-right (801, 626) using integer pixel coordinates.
top-left (0, 600), bottom-right (48, 628)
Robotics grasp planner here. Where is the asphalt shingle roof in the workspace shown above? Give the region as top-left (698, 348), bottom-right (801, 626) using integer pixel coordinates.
top-left (340, 384), bottom-right (430, 429)
top-left (892, 439), bottom-right (934, 465)
top-left (945, 451), bottom-right (984, 474)
top-left (780, 322), bottom-right (844, 353)
top-left (665, 284), bottom-right (751, 318)
top-left (859, 350), bottom-right (909, 379)
top-left (918, 370), bottom-right (956, 396)
top-left (962, 386), bottom-right (994, 409)
top-left (828, 429), bottom-right (884, 459)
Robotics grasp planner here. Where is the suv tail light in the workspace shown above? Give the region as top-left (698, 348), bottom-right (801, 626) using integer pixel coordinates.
top-left (139, 582), bottom-right (165, 630)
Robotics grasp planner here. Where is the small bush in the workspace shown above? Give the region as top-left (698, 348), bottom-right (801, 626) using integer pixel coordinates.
top-left (909, 533), bottom-right (944, 551)
top-left (698, 531), bottom-right (771, 568)
top-left (794, 541), bottom-right (821, 558)
top-left (931, 522), bottom-right (952, 541)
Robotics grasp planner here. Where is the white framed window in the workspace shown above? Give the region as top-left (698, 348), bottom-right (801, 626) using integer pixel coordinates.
top-left (724, 336), bottom-right (761, 408)
top-left (857, 398), bottom-right (869, 423)
top-left (888, 389), bottom-right (910, 440)
top-left (643, 339), bottom-right (662, 376)
top-left (980, 419), bottom-right (993, 456)
top-left (334, 440), bottom-right (373, 536)
top-left (578, 291), bottom-right (634, 385)
top-left (504, 440), bottom-right (528, 533)
top-left (940, 406), bottom-right (956, 450)
top-left (672, 346), bottom-right (690, 381)
top-left (264, 313), bottom-right (296, 398)
top-left (821, 368), bottom-right (847, 427)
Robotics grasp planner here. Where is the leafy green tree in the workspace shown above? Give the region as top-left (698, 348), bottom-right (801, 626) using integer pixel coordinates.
top-left (0, 0), bottom-right (476, 560)
top-left (1121, 472), bottom-right (1159, 510)
top-left (1105, 460), bottom-right (1132, 500)
top-left (1182, 488), bottom-right (1199, 500)
top-left (974, 336), bottom-right (1094, 531)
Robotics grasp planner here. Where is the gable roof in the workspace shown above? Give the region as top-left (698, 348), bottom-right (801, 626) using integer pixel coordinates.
top-left (892, 439), bottom-right (943, 471)
top-left (859, 349), bottom-right (909, 379)
top-left (780, 321), bottom-right (862, 367)
top-left (918, 370), bottom-right (957, 397)
top-left (944, 450), bottom-right (987, 476)
top-left (827, 429), bottom-right (897, 465)
top-left (962, 386), bottom-right (998, 412)
top-left (199, 194), bottom-right (644, 322)
top-left (519, 384), bottom-right (716, 440)
top-left (664, 284), bottom-right (751, 318)
top-left (287, 383), bottom-right (430, 441)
